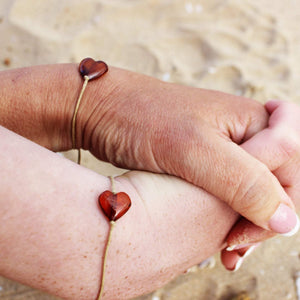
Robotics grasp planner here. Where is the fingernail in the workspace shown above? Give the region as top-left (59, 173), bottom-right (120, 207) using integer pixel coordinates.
top-left (233, 257), bottom-right (243, 272)
top-left (226, 245), bottom-right (236, 251)
top-left (226, 243), bottom-right (254, 251)
top-left (242, 245), bottom-right (257, 258)
top-left (268, 203), bottom-right (300, 236)
top-left (232, 245), bottom-right (257, 272)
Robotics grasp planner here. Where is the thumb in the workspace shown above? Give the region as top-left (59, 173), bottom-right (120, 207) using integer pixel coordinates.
top-left (225, 102), bottom-right (300, 248)
top-left (240, 128), bottom-right (299, 235)
top-left (199, 130), bottom-right (299, 235)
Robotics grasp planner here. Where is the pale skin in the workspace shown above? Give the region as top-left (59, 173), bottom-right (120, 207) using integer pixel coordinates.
top-left (1, 103), bottom-right (300, 299)
top-left (0, 125), bottom-right (237, 300)
top-left (0, 63), bottom-right (300, 293)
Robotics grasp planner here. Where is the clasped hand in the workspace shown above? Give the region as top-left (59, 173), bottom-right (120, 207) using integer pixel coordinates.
top-left (1, 65), bottom-right (300, 299)
top-left (81, 70), bottom-right (300, 269)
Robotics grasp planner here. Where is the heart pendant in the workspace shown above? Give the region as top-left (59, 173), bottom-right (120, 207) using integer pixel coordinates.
top-left (79, 58), bottom-right (108, 81)
top-left (99, 190), bottom-right (131, 222)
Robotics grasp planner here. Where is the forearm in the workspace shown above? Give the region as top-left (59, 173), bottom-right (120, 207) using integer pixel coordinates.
top-left (0, 63), bottom-right (124, 151)
top-left (0, 125), bottom-right (113, 299)
top-left (0, 126), bottom-right (238, 299)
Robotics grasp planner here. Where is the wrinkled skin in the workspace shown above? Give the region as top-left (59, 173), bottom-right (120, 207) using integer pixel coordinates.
top-left (83, 68), bottom-right (294, 235)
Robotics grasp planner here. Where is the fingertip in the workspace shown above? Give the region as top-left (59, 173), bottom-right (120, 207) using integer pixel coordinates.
top-left (221, 248), bottom-right (238, 271)
top-left (281, 214), bottom-right (300, 237)
top-left (233, 257), bottom-right (244, 272)
top-left (226, 243), bottom-right (255, 251)
top-left (268, 203), bottom-right (300, 235)
top-left (264, 99), bottom-right (282, 113)
top-left (221, 244), bottom-right (259, 271)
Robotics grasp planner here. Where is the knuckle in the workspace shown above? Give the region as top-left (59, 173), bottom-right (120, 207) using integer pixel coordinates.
top-left (272, 126), bottom-right (300, 159)
top-left (234, 99), bottom-right (268, 141)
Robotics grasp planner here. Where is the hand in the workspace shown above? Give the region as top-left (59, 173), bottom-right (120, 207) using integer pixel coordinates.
top-left (221, 100), bottom-right (300, 270)
top-left (83, 68), bottom-right (298, 236)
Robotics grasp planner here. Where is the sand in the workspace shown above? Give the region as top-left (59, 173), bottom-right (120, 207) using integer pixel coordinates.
top-left (1, 0), bottom-right (300, 299)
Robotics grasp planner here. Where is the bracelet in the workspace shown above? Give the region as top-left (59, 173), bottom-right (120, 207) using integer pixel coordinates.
top-left (72, 58), bottom-right (132, 299)
top-left (97, 176), bottom-right (131, 299)
top-left (71, 57), bottom-right (108, 164)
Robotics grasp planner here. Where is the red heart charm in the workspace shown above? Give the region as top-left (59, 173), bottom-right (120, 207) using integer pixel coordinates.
top-left (99, 191), bottom-right (131, 222)
top-left (79, 58), bottom-right (108, 81)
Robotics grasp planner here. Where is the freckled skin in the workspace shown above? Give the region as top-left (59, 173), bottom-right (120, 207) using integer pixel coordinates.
top-left (0, 126), bottom-right (237, 300)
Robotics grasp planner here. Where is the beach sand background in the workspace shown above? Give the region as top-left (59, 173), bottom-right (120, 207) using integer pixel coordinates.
top-left (1, 0), bottom-right (300, 299)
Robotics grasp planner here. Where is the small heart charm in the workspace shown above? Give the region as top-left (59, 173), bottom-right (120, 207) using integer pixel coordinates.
top-left (99, 191), bottom-right (131, 222)
top-left (79, 58), bottom-right (108, 81)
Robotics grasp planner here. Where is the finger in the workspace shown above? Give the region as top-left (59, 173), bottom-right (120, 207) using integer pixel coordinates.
top-left (273, 155), bottom-right (300, 188)
top-left (225, 101), bottom-right (300, 247)
top-left (226, 137), bottom-right (299, 247)
top-left (264, 101), bottom-right (300, 208)
top-left (226, 157), bottom-right (300, 248)
top-left (241, 127), bottom-right (300, 171)
top-left (273, 154), bottom-right (300, 209)
top-left (185, 128), bottom-right (299, 235)
top-left (242, 101), bottom-right (300, 171)
top-left (221, 243), bottom-right (260, 271)
top-left (265, 99), bottom-right (281, 114)
top-left (266, 100), bottom-right (300, 132)
top-left (225, 218), bottom-right (275, 249)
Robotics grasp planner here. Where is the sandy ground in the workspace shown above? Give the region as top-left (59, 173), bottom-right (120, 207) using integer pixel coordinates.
top-left (1, 0), bottom-right (300, 299)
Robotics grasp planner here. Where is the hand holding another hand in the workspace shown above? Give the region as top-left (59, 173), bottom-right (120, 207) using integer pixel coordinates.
top-left (2, 64), bottom-right (299, 279)
top-left (222, 100), bottom-right (300, 270)
top-left (84, 69), bottom-right (298, 239)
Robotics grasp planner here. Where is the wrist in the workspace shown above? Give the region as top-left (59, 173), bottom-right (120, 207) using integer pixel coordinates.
top-left (41, 62), bottom-right (114, 152)
top-left (74, 64), bottom-right (121, 153)
top-left (54, 63), bottom-right (125, 154)
top-left (82, 66), bottom-right (163, 165)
